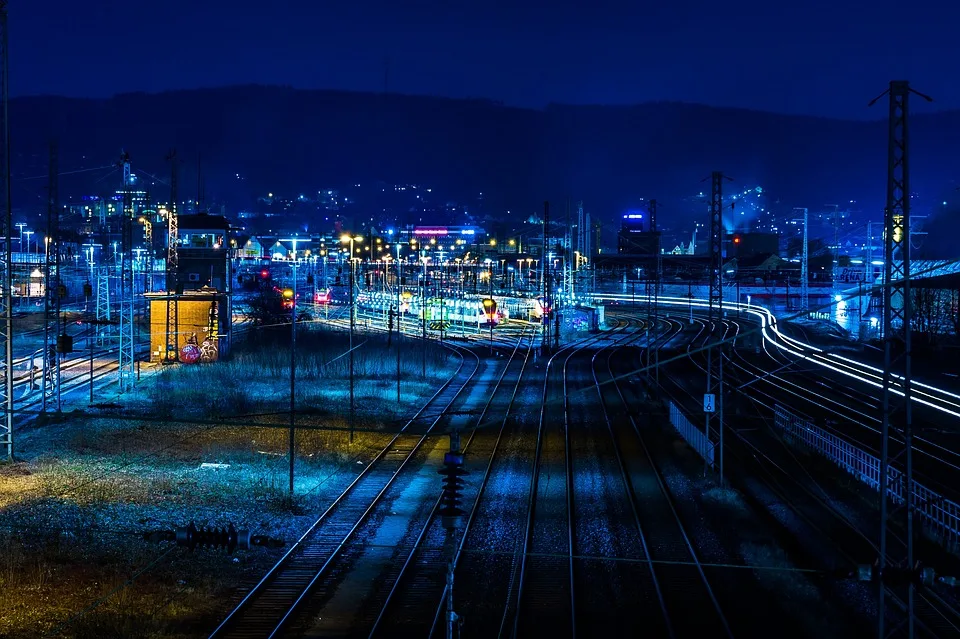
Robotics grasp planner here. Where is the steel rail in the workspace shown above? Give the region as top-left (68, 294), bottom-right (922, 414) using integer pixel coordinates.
top-left (209, 343), bottom-right (479, 638)
top-left (368, 328), bottom-right (535, 637)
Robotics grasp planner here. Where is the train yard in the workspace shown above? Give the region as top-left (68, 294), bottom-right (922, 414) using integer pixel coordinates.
top-left (3, 299), bottom-right (960, 637)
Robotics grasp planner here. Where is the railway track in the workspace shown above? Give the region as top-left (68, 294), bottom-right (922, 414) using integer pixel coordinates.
top-left (561, 319), bottom-right (668, 635)
top-left (507, 325), bottom-right (615, 639)
top-left (364, 328), bottom-right (536, 637)
top-left (654, 312), bottom-right (960, 637)
top-left (416, 326), bottom-right (614, 638)
top-left (208, 342), bottom-right (482, 639)
top-left (592, 320), bottom-right (733, 637)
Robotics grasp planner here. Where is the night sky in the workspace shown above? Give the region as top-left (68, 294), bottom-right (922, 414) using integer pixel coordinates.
top-left (14, 0), bottom-right (960, 119)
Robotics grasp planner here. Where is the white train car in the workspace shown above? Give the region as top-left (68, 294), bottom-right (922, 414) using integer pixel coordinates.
top-left (355, 291), bottom-right (508, 329)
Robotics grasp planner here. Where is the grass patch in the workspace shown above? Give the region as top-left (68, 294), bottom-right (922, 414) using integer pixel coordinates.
top-left (138, 326), bottom-right (456, 423)
top-left (0, 326), bottom-right (460, 637)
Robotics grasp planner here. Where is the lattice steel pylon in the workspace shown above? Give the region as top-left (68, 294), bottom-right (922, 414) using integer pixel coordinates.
top-left (792, 207), bottom-right (810, 313)
top-left (872, 80), bottom-right (932, 639)
top-left (41, 141), bottom-right (60, 413)
top-left (117, 152), bottom-right (136, 391)
top-left (705, 171), bottom-right (731, 486)
top-left (95, 267), bottom-right (111, 344)
top-left (707, 172), bottom-right (726, 318)
top-left (0, 1), bottom-right (12, 460)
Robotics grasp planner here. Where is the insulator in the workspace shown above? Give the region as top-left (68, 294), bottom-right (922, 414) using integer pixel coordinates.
top-left (438, 454), bottom-right (468, 529)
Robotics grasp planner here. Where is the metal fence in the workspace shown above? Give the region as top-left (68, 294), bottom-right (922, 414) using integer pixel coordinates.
top-left (773, 404), bottom-right (960, 549)
top-left (668, 401), bottom-right (715, 466)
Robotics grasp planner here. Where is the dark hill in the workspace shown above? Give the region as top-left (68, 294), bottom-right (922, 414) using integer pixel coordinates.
top-left (9, 86), bottom-right (960, 227)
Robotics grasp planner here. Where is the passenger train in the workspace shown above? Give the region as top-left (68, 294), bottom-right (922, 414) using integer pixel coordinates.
top-left (354, 291), bottom-right (507, 327)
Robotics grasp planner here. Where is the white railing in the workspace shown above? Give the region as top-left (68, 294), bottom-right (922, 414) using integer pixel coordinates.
top-left (774, 404), bottom-right (960, 549)
top-left (668, 401), bottom-right (715, 466)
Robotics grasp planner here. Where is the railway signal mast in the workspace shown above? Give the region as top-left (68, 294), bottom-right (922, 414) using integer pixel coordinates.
top-left (871, 80), bottom-right (931, 639)
top-left (0, 0), bottom-right (12, 459)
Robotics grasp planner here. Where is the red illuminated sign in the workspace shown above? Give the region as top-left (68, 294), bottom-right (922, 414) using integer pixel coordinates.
top-left (413, 227), bottom-right (449, 236)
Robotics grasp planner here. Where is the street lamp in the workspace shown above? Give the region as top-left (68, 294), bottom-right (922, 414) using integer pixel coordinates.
top-left (15, 223), bottom-right (25, 255)
top-left (23, 231), bottom-right (34, 260)
top-left (340, 234), bottom-right (363, 441)
top-left (284, 240), bottom-right (299, 497)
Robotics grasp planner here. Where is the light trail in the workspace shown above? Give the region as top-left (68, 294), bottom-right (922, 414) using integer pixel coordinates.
top-left (593, 294), bottom-right (960, 419)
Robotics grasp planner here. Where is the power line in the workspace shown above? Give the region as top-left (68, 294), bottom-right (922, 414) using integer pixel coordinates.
top-left (18, 165), bottom-right (115, 181)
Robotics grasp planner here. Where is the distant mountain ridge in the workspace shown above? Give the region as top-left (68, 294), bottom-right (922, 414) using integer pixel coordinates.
top-left (8, 85), bottom-right (960, 226)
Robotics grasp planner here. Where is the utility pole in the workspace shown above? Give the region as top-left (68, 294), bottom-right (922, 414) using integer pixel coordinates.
top-left (871, 80), bottom-right (931, 639)
top-left (832, 204), bottom-right (841, 275)
top-left (421, 253), bottom-right (427, 377)
top-left (705, 171), bottom-right (731, 487)
top-left (349, 253), bottom-right (355, 443)
top-left (651, 199), bottom-right (661, 387)
top-left (488, 263), bottom-right (494, 354)
top-left (42, 142), bottom-right (62, 413)
top-left (0, 1), bottom-right (13, 460)
top-left (542, 201), bottom-right (549, 352)
top-left (288, 257), bottom-right (297, 497)
top-left (396, 245), bottom-right (401, 404)
top-left (165, 150), bottom-right (179, 362)
top-left (438, 262), bottom-right (445, 345)
top-left (792, 208), bottom-right (810, 313)
top-left (865, 221), bottom-right (875, 326)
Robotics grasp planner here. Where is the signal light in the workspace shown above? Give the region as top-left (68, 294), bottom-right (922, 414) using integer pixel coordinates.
top-left (733, 235), bottom-right (741, 244)
top-left (260, 269), bottom-right (270, 279)
top-left (438, 451), bottom-right (468, 530)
